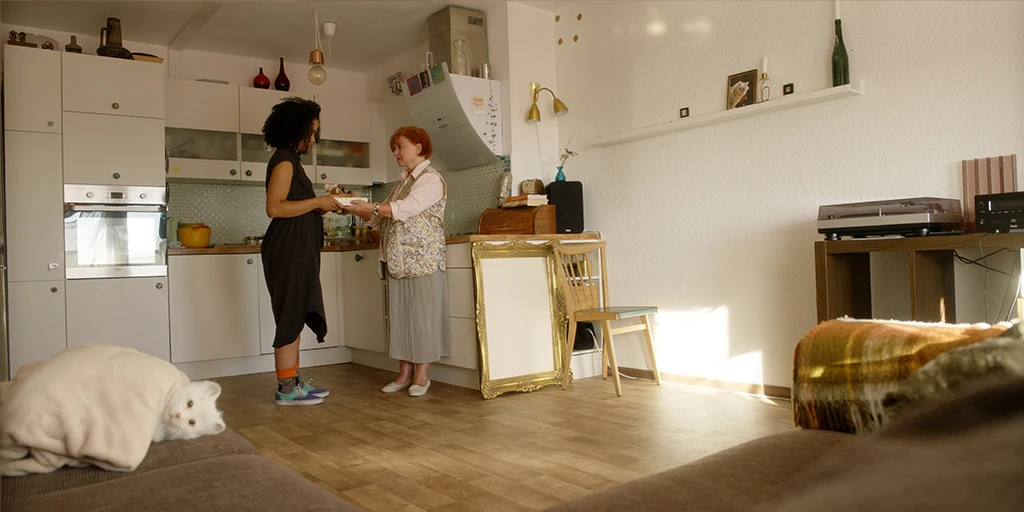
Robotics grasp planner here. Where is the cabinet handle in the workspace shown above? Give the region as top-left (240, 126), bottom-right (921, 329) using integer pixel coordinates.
top-left (47, 121), bottom-right (55, 127)
top-left (247, 258), bottom-right (254, 265)
top-left (230, 169), bottom-right (237, 176)
top-left (245, 170), bottom-right (253, 177)
top-left (156, 282), bottom-right (164, 289)
top-left (112, 172), bottom-right (121, 180)
top-left (48, 262), bottom-right (59, 270)
top-left (50, 287), bottom-right (58, 293)
top-left (112, 102), bottom-right (120, 110)
top-left (354, 253), bottom-right (363, 262)
top-left (321, 173), bottom-right (327, 180)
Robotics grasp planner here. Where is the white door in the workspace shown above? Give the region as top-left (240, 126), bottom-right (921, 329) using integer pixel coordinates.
top-left (313, 165), bottom-right (373, 186)
top-left (257, 253), bottom-right (341, 354)
top-left (165, 79), bottom-right (239, 132)
top-left (3, 45), bottom-right (62, 133)
top-left (62, 52), bottom-right (164, 119)
top-left (63, 112), bottom-right (166, 186)
top-left (7, 281), bottom-right (67, 378)
top-left (314, 95), bottom-right (373, 142)
top-left (4, 131), bottom-right (64, 282)
top-left (341, 249), bottom-right (386, 353)
top-left (168, 255), bottom-right (261, 363)
top-left (65, 277), bottom-right (171, 361)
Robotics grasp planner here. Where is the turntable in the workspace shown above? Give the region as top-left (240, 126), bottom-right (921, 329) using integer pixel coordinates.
top-left (817, 197), bottom-right (963, 240)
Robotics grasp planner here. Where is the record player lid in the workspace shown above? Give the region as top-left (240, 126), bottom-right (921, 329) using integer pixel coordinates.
top-left (817, 197), bottom-right (962, 222)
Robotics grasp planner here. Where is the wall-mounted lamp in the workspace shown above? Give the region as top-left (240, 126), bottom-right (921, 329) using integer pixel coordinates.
top-left (308, 9), bottom-right (336, 86)
top-left (526, 82), bottom-right (568, 123)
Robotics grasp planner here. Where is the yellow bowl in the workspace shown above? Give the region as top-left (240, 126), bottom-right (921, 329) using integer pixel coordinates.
top-left (178, 226), bottom-right (211, 248)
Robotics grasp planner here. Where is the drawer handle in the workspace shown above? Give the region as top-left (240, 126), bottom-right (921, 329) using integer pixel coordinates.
top-left (156, 282), bottom-right (164, 289)
top-left (230, 169), bottom-right (237, 176)
top-left (321, 173), bottom-right (327, 180)
top-left (50, 287), bottom-right (58, 293)
top-left (245, 170), bottom-right (253, 177)
top-left (247, 258), bottom-right (254, 265)
top-left (112, 172), bottom-right (121, 180)
top-left (47, 120), bottom-right (55, 127)
top-left (112, 102), bottom-right (120, 110)
top-left (48, 262), bottom-right (59, 270)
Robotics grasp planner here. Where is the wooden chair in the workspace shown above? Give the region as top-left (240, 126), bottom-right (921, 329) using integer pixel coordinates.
top-left (551, 241), bottom-right (661, 396)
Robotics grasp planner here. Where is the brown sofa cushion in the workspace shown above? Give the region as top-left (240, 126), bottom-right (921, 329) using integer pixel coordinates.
top-left (3, 455), bottom-right (363, 512)
top-left (1, 428), bottom-right (257, 502)
top-left (542, 428), bottom-right (856, 512)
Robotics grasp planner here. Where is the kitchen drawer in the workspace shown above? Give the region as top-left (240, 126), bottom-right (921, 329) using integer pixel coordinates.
top-left (447, 268), bottom-right (475, 319)
top-left (446, 243), bottom-right (472, 269)
top-left (62, 52), bottom-right (164, 119)
top-left (440, 317), bottom-right (478, 370)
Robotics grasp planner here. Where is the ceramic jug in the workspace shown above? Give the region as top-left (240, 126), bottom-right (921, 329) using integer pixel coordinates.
top-left (101, 17), bottom-right (124, 47)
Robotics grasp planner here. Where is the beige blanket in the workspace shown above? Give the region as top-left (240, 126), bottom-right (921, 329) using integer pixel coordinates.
top-left (0, 344), bottom-right (189, 476)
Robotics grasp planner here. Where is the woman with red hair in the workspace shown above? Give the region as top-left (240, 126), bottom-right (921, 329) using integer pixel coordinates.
top-left (342, 126), bottom-right (449, 397)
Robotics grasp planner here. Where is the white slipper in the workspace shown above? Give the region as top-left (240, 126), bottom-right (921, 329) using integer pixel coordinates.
top-left (408, 380), bottom-right (431, 397)
top-left (382, 380), bottom-right (412, 393)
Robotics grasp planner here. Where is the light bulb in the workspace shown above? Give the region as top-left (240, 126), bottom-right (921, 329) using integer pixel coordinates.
top-left (308, 65), bottom-right (327, 85)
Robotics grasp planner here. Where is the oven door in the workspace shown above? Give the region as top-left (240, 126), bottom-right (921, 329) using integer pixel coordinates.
top-left (63, 204), bottom-right (167, 279)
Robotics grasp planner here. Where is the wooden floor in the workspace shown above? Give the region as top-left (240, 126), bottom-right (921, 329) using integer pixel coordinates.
top-left (217, 363), bottom-right (795, 512)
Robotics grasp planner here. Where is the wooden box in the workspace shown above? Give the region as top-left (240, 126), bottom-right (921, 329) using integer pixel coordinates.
top-left (478, 205), bottom-right (556, 235)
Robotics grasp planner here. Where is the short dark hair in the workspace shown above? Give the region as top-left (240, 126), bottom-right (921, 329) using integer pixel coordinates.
top-left (389, 126), bottom-right (433, 159)
top-left (262, 97), bottom-right (321, 154)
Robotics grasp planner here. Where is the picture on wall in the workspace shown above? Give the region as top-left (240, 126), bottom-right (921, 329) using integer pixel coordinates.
top-left (726, 69), bottom-right (758, 109)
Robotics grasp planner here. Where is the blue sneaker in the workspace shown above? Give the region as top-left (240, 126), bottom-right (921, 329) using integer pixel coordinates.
top-left (275, 383), bottom-right (324, 406)
top-left (300, 377), bottom-right (330, 398)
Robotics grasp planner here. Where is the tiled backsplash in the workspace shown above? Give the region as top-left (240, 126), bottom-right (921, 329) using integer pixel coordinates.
top-left (168, 157), bottom-right (507, 243)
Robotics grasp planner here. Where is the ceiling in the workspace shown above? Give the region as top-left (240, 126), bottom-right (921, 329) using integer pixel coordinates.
top-left (0, 0), bottom-right (575, 72)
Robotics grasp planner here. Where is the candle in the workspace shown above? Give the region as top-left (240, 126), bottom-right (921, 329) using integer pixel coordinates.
top-left (762, 56), bottom-right (768, 75)
top-left (835, 0), bottom-right (841, 19)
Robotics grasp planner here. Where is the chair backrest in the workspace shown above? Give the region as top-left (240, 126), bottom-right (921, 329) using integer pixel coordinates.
top-left (551, 241), bottom-right (609, 315)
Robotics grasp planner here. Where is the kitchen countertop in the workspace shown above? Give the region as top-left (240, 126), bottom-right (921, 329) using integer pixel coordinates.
top-left (169, 233), bottom-right (599, 256)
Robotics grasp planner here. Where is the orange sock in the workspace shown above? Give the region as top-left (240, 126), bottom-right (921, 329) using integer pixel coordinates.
top-left (276, 362), bottom-right (299, 380)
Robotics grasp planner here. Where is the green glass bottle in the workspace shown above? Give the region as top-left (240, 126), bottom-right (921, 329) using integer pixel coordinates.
top-left (832, 19), bottom-right (850, 86)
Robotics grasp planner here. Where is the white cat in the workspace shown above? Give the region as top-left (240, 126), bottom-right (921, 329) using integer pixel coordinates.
top-left (728, 80), bottom-right (750, 109)
top-left (152, 380), bottom-right (226, 442)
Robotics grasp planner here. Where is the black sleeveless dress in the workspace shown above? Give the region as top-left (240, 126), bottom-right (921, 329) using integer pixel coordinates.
top-left (261, 148), bottom-right (327, 348)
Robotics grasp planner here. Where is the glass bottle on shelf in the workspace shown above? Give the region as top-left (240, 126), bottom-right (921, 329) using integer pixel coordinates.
top-left (831, 19), bottom-right (849, 86)
top-left (452, 39), bottom-right (469, 76)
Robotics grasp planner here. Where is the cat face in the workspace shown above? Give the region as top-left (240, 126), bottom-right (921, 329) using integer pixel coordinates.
top-left (161, 380), bottom-right (225, 441)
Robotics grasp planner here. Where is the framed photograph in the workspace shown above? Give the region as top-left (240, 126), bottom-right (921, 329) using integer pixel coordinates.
top-left (418, 70), bottom-right (431, 89)
top-left (679, 107), bottom-right (690, 118)
top-left (783, 83), bottom-right (795, 95)
top-left (727, 69), bottom-right (758, 109)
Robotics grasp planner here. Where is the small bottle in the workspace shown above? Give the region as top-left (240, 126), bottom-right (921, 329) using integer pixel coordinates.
top-left (831, 19), bottom-right (849, 86)
top-left (497, 168), bottom-right (513, 207)
top-left (452, 39), bottom-right (469, 76)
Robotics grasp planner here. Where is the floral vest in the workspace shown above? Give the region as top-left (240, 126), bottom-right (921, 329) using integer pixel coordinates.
top-left (381, 166), bottom-right (447, 279)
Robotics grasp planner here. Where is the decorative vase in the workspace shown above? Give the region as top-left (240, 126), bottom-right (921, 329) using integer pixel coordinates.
top-left (274, 57), bottom-right (290, 91)
top-left (555, 166), bottom-right (566, 182)
top-left (253, 67), bottom-right (270, 89)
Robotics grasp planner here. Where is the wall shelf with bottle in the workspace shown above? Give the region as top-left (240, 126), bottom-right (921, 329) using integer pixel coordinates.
top-left (589, 80), bottom-right (865, 148)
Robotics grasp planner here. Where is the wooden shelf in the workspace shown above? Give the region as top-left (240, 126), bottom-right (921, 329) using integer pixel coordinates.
top-left (589, 81), bottom-right (865, 148)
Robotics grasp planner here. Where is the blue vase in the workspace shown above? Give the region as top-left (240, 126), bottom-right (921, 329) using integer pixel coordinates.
top-left (555, 166), bottom-right (566, 182)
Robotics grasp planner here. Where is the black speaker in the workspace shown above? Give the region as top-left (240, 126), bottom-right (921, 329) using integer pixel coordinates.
top-left (546, 181), bottom-right (584, 233)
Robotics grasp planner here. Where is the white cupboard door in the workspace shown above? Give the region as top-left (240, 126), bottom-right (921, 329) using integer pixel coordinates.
top-left (3, 45), bottom-right (62, 133)
top-left (169, 255), bottom-right (261, 363)
top-left (65, 277), bottom-right (171, 362)
top-left (315, 95), bottom-right (372, 142)
top-left (447, 268), bottom-right (475, 319)
top-left (7, 281), bottom-right (67, 378)
top-left (4, 131), bottom-right (64, 282)
top-left (341, 250), bottom-right (386, 353)
top-left (63, 112), bottom-right (166, 186)
top-left (165, 79), bottom-right (239, 132)
top-left (314, 166), bottom-right (373, 186)
top-left (62, 52), bottom-right (164, 119)
top-left (239, 89), bottom-right (310, 134)
top-left (257, 255), bottom-right (275, 354)
top-left (258, 253), bottom-right (340, 354)
top-left (441, 318), bottom-right (479, 370)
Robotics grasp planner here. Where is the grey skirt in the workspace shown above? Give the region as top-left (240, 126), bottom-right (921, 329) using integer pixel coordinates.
top-left (386, 267), bottom-right (451, 363)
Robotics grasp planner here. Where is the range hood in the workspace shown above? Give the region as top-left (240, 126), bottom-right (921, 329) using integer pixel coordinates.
top-left (404, 63), bottom-right (503, 171)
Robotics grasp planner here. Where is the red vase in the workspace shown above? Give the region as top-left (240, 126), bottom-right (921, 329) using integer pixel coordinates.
top-left (274, 58), bottom-right (290, 91)
top-left (252, 67), bottom-right (270, 89)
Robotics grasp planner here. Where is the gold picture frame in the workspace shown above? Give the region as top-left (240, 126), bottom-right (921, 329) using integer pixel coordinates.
top-left (472, 241), bottom-right (568, 399)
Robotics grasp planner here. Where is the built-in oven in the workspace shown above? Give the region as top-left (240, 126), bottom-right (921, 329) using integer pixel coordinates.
top-left (63, 184), bottom-right (167, 279)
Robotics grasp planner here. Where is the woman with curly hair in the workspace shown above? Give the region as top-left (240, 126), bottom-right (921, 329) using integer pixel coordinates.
top-left (261, 97), bottom-right (341, 406)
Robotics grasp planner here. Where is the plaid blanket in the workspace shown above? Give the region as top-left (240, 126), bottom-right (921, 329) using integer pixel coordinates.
top-left (792, 318), bottom-right (1011, 434)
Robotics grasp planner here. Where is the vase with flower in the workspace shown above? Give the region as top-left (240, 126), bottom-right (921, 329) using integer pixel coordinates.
top-left (556, 137), bottom-right (579, 182)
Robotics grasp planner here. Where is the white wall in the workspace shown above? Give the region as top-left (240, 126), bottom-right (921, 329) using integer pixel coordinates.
top-left (0, 23), bottom-right (366, 99)
top-left (553, 1), bottom-right (1024, 388)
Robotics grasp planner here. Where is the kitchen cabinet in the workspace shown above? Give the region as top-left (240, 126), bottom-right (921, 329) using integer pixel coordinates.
top-left (65, 277), bottom-right (171, 362)
top-left (315, 95), bottom-right (372, 143)
top-left (238, 88), bottom-right (312, 183)
top-left (257, 252), bottom-right (341, 354)
top-left (165, 79), bottom-right (241, 182)
top-left (370, 102), bottom-right (390, 184)
top-left (62, 52), bottom-right (164, 119)
top-left (313, 94), bottom-right (374, 186)
top-left (3, 131), bottom-right (64, 282)
top-left (7, 281), bottom-right (67, 378)
top-left (442, 318), bottom-right (479, 370)
top-left (3, 45), bottom-right (61, 133)
top-left (63, 112), bottom-right (166, 186)
top-left (443, 244), bottom-right (478, 370)
top-left (341, 249), bottom-right (386, 353)
top-left (447, 269), bottom-right (475, 319)
top-left (169, 255), bottom-right (261, 363)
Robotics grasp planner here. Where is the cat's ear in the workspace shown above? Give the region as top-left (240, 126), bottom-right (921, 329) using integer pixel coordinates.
top-left (197, 380), bottom-right (222, 400)
top-left (212, 419), bottom-right (226, 434)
